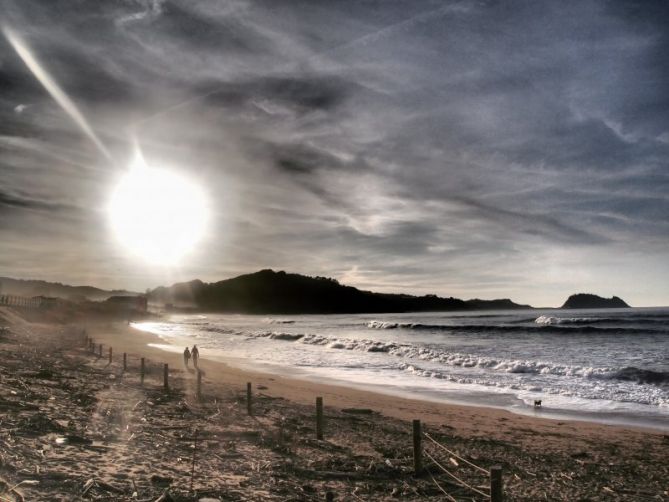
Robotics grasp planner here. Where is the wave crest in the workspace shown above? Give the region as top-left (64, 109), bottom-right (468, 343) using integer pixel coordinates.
top-left (243, 330), bottom-right (668, 388)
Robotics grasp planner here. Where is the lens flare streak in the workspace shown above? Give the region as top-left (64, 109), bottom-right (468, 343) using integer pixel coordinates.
top-left (2, 25), bottom-right (113, 161)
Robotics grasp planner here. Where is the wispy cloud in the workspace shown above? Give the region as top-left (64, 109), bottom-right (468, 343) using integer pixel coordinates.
top-left (0, 0), bottom-right (668, 306)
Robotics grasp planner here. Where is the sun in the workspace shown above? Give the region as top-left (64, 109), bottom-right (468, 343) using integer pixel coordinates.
top-left (108, 162), bottom-right (208, 265)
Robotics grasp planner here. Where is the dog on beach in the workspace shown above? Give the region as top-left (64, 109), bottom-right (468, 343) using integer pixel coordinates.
top-left (534, 400), bottom-right (542, 408)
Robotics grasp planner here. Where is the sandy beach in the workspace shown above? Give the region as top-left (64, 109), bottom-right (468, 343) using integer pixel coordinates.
top-left (0, 307), bottom-right (667, 501)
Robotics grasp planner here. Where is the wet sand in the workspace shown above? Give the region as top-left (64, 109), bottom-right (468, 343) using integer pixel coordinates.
top-left (0, 308), bottom-right (667, 500)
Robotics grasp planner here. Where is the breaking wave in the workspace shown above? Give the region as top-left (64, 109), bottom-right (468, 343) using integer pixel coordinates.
top-left (366, 320), bottom-right (665, 335)
top-left (535, 315), bottom-right (669, 326)
top-left (397, 363), bottom-right (669, 407)
top-left (243, 331), bottom-right (668, 388)
top-left (264, 318), bottom-right (296, 324)
top-left (612, 367), bottom-right (669, 386)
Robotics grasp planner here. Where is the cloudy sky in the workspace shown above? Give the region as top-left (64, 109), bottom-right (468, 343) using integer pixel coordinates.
top-left (1, 0), bottom-right (668, 307)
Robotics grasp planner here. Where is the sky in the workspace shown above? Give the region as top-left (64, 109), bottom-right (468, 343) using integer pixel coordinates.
top-left (0, 0), bottom-right (668, 307)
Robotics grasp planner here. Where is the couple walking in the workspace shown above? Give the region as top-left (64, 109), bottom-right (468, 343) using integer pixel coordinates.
top-left (183, 345), bottom-right (199, 369)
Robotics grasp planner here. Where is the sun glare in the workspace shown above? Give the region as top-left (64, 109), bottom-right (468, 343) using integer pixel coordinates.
top-left (109, 164), bottom-right (208, 265)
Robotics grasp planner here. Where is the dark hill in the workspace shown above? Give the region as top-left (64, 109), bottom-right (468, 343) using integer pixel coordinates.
top-left (148, 269), bottom-right (531, 314)
top-left (561, 293), bottom-right (630, 309)
top-left (0, 277), bottom-right (137, 301)
top-left (466, 298), bottom-right (532, 310)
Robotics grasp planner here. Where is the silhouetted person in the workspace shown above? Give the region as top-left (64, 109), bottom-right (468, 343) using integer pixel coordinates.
top-left (191, 344), bottom-right (199, 368)
top-left (183, 347), bottom-right (191, 368)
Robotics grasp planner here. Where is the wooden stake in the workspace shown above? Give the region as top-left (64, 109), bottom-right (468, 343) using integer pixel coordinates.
top-left (278, 419), bottom-right (285, 447)
top-left (108, 346), bottom-right (112, 364)
top-left (98, 344), bottom-right (102, 358)
top-left (123, 352), bottom-right (127, 371)
top-left (163, 363), bottom-right (169, 391)
top-left (490, 465), bottom-right (503, 502)
top-left (246, 382), bottom-right (252, 416)
top-left (316, 397), bottom-right (324, 440)
top-left (413, 419), bottom-right (422, 475)
top-left (190, 428), bottom-right (198, 492)
top-left (196, 370), bottom-right (202, 401)
top-left (140, 357), bottom-right (145, 386)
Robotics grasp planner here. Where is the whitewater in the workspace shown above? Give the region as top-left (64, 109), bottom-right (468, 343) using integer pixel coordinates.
top-left (133, 308), bottom-right (669, 430)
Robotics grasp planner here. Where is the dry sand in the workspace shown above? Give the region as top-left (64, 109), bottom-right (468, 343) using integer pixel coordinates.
top-left (0, 307), bottom-right (667, 501)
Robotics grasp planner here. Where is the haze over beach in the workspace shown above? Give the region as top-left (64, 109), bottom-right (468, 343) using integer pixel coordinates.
top-left (1, 1), bottom-right (668, 500)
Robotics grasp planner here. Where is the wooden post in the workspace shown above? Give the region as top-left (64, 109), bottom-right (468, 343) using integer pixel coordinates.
top-left (98, 344), bottom-right (102, 358)
top-left (140, 357), bottom-right (145, 385)
top-left (413, 419), bottom-right (423, 475)
top-left (246, 382), bottom-right (252, 416)
top-left (196, 370), bottom-right (202, 401)
top-left (490, 465), bottom-right (503, 502)
top-left (123, 353), bottom-right (127, 371)
top-left (108, 346), bottom-right (113, 364)
top-left (316, 397), bottom-right (324, 440)
top-left (163, 363), bottom-right (169, 391)
top-left (278, 419), bottom-right (285, 447)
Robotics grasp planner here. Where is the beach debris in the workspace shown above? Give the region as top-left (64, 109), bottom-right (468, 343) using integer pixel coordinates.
top-left (33, 368), bottom-right (55, 380)
top-left (82, 478), bottom-right (95, 495)
top-left (81, 477), bottom-right (123, 495)
top-left (153, 488), bottom-right (175, 502)
top-left (0, 479), bottom-right (38, 502)
top-left (18, 413), bottom-right (64, 435)
top-left (150, 474), bottom-right (173, 487)
top-left (54, 434), bottom-right (92, 446)
top-left (342, 408), bottom-right (374, 415)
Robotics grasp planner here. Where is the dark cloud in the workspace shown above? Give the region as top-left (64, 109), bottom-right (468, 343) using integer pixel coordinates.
top-left (192, 74), bottom-right (354, 117)
top-left (0, 189), bottom-right (77, 213)
top-left (450, 196), bottom-right (609, 246)
top-left (135, 1), bottom-right (268, 53)
top-left (248, 140), bottom-right (349, 174)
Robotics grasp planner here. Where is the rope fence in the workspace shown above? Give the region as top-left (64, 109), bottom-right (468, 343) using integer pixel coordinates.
top-left (84, 334), bottom-right (505, 500)
top-left (0, 295), bottom-right (44, 309)
top-left (414, 419), bottom-right (504, 501)
top-left (424, 431), bottom-right (490, 475)
top-left (425, 465), bottom-right (458, 502)
top-left (423, 448), bottom-right (491, 499)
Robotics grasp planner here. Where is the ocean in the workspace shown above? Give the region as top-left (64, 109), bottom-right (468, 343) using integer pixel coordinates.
top-left (133, 308), bottom-right (669, 430)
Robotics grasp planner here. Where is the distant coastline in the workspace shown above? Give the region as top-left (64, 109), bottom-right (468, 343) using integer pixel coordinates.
top-left (2, 271), bottom-right (635, 315)
top-left (147, 269), bottom-right (532, 314)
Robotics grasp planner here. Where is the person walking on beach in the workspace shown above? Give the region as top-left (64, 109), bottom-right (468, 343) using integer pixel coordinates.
top-left (191, 344), bottom-right (199, 368)
top-left (183, 347), bottom-right (191, 368)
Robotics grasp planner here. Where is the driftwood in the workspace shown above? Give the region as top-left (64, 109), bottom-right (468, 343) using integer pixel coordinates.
top-left (289, 467), bottom-right (398, 480)
top-left (341, 408), bottom-right (375, 415)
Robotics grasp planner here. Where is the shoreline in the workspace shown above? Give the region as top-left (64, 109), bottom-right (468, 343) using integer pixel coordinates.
top-left (136, 321), bottom-right (669, 434)
top-left (93, 322), bottom-right (667, 437)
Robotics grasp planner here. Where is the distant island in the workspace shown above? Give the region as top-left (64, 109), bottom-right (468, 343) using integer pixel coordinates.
top-left (148, 269), bottom-right (532, 314)
top-left (561, 293), bottom-right (630, 309)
